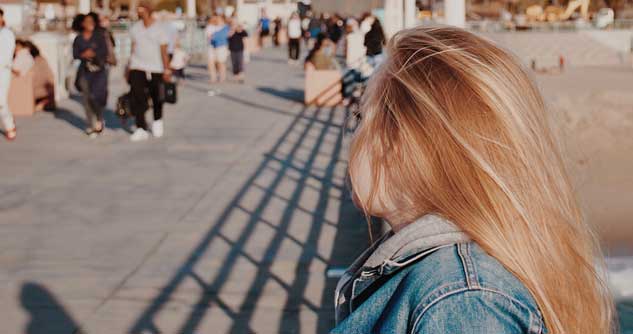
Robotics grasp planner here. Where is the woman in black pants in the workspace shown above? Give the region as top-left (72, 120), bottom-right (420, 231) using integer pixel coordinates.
top-left (72, 13), bottom-right (108, 137)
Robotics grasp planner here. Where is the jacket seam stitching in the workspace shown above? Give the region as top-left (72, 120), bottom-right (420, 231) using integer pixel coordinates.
top-left (464, 243), bottom-right (480, 288)
top-left (457, 243), bottom-right (477, 288)
top-left (457, 245), bottom-right (470, 287)
top-left (410, 287), bottom-right (471, 333)
top-left (410, 287), bottom-right (542, 334)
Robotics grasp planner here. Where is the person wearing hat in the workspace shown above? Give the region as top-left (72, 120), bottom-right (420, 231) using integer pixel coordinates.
top-left (127, 0), bottom-right (172, 142)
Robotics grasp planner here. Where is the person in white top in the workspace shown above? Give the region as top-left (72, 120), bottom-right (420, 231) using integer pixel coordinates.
top-left (127, 0), bottom-right (171, 142)
top-left (344, 19), bottom-right (366, 69)
top-left (169, 40), bottom-right (189, 80)
top-left (0, 8), bottom-right (16, 141)
top-left (287, 12), bottom-right (302, 64)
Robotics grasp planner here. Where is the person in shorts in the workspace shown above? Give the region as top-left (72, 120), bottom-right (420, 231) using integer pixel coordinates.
top-left (258, 9), bottom-right (270, 47)
top-left (205, 15), bottom-right (229, 83)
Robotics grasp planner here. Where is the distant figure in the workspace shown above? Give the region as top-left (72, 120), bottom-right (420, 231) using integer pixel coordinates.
top-left (0, 7), bottom-right (16, 140)
top-left (301, 11), bottom-right (312, 46)
top-left (206, 15), bottom-right (229, 83)
top-left (305, 33), bottom-right (337, 71)
top-left (273, 17), bottom-right (282, 47)
top-left (327, 14), bottom-right (344, 45)
top-left (228, 22), bottom-right (248, 83)
top-left (169, 41), bottom-right (189, 80)
top-left (24, 41), bottom-right (56, 111)
top-left (308, 14), bottom-right (322, 40)
top-left (287, 12), bottom-right (302, 64)
top-left (258, 9), bottom-right (271, 47)
top-left (344, 18), bottom-right (366, 69)
top-left (128, 0), bottom-right (171, 142)
top-left (362, 16), bottom-right (385, 67)
top-left (72, 13), bottom-right (108, 138)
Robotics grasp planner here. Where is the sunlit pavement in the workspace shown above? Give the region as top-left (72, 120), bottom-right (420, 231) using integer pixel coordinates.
top-left (0, 48), bottom-right (368, 333)
top-left (0, 45), bottom-right (631, 333)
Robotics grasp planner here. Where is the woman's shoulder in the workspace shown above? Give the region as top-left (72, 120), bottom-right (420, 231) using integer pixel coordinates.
top-left (401, 242), bottom-right (547, 333)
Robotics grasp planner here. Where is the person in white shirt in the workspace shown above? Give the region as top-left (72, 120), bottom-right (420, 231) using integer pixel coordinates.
top-left (169, 40), bottom-right (189, 80)
top-left (0, 8), bottom-right (17, 141)
top-left (287, 12), bottom-right (302, 64)
top-left (127, 0), bottom-right (172, 142)
top-left (344, 19), bottom-right (366, 69)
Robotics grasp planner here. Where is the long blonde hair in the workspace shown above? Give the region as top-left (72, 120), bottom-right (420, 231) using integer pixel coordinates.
top-left (349, 26), bottom-right (613, 334)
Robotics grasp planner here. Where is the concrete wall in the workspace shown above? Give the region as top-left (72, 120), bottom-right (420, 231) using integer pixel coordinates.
top-left (310, 0), bottom-right (382, 15)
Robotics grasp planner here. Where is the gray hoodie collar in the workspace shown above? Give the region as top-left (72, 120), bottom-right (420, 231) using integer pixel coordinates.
top-left (362, 214), bottom-right (470, 270)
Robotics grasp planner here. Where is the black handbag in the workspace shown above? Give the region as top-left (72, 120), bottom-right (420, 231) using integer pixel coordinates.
top-left (115, 93), bottom-right (132, 119)
top-left (164, 81), bottom-right (177, 104)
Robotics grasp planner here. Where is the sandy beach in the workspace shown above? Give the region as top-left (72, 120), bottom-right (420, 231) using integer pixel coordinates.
top-left (536, 66), bottom-right (633, 256)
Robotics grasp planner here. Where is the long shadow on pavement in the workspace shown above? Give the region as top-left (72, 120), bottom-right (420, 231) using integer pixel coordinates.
top-left (20, 282), bottom-right (82, 334)
top-left (129, 101), bottom-right (367, 333)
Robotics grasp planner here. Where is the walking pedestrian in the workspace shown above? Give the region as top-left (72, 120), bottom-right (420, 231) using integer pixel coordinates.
top-left (72, 13), bottom-right (109, 138)
top-left (362, 15), bottom-right (385, 67)
top-left (344, 18), bottom-right (365, 69)
top-left (170, 40), bottom-right (189, 80)
top-left (287, 12), bottom-right (302, 64)
top-left (205, 15), bottom-right (229, 84)
top-left (273, 17), bottom-right (282, 47)
top-left (0, 8), bottom-right (17, 141)
top-left (332, 26), bottom-right (612, 334)
top-left (127, 0), bottom-right (171, 142)
top-left (228, 22), bottom-right (248, 83)
top-left (258, 9), bottom-right (271, 47)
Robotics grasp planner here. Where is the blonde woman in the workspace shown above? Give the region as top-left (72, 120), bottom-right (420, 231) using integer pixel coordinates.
top-left (332, 26), bottom-right (613, 334)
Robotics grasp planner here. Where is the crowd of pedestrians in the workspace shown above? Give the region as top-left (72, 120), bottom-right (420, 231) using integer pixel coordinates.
top-left (0, 4), bottom-right (386, 143)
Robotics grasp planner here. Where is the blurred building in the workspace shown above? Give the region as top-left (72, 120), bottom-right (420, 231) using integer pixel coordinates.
top-left (310, 0), bottom-right (382, 15)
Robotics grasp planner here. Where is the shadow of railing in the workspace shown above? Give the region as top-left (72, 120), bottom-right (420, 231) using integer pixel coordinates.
top-left (129, 102), bottom-right (366, 333)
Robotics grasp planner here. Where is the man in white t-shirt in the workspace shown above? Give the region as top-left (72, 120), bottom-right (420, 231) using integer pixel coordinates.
top-left (0, 8), bottom-right (16, 141)
top-left (127, 0), bottom-right (172, 142)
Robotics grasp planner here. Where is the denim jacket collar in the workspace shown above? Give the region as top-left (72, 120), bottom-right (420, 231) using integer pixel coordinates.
top-left (334, 214), bottom-right (470, 324)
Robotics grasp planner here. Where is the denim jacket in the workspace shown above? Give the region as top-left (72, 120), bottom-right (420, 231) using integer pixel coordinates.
top-left (331, 214), bottom-right (548, 334)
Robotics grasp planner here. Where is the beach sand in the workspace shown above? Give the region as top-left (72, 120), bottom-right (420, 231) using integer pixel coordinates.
top-left (536, 66), bottom-right (633, 256)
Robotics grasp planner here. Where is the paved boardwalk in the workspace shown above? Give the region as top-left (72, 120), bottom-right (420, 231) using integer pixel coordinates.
top-left (0, 48), bottom-right (368, 333)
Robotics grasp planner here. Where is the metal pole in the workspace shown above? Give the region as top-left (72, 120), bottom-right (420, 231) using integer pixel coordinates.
top-left (444, 0), bottom-right (465, 27)
top-left (404, 0), bottom-right (416, 28)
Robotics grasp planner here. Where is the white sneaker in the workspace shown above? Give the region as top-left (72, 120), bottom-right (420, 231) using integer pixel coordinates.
top-left (130, 128), bottom-right (149, 142)
top-left (152, 120), bottom-right (164, 138)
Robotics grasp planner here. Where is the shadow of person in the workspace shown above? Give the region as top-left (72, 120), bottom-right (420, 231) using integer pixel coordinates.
top-left (20, 282), bottom-right (82, 334)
